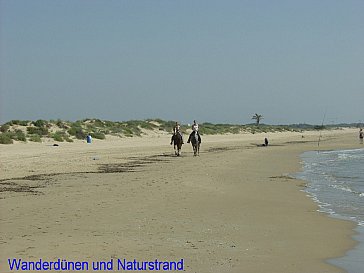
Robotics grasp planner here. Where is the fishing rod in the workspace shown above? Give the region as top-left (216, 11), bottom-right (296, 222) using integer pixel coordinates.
top-left (317, 109), bottom-right (327, 151)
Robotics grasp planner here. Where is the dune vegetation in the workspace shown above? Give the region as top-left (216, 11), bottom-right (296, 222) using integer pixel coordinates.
top-left (0, 118), bottom-right (354, 144)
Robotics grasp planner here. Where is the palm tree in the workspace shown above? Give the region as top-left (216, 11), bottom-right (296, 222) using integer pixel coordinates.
top-left (252, 113), bottom-right (263, 126)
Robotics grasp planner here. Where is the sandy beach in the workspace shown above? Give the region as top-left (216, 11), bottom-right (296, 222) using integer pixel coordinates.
top-left (0, 129), bottom-right (362, 273)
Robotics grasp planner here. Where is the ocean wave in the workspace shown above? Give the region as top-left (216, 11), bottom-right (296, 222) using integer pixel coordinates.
top-left (298, 149), bottom-right (364, 227)
top-left (338, 153), bottom-right (364, 160)
top-left (330, 184), bottom-right (364, 197)
top-left (320, 148), bottom-right (364, 155)
top-left (331, 184), bottom-right (354, 193)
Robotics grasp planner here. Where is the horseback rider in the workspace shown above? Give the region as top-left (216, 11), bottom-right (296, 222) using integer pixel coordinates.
top-left (170, 121), bottom-right (184, 145)
top-left (187, 120), bottom-right (201, 143)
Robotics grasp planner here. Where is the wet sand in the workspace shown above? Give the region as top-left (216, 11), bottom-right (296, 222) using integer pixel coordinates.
top-left (0, 129), bottom-right (362, 272)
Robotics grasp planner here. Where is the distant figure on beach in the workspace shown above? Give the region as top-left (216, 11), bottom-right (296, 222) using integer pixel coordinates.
top-left (187, 120), bottom-right (201, 144)
top-left (264, 137), bottom-right (269, 147)
top-left (360, 129), bottom-right (363, 144)
top-left (86, 134), bottom-right (92, 144)
top-left (171, 122), bottom-right (184, 145)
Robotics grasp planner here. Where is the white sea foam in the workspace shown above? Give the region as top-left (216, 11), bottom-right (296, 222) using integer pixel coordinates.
top-left (321, 148), bottom-right (364, 155)
top-left (297, 149), bottom-right (364, 227)
top-left (309, 150), bottom-right (364, 273)
top-left (331, 184), bottom-right (354, 193)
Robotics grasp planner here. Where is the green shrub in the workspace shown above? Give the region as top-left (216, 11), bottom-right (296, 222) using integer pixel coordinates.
top-left (104, 120), bottom-right (115, 128)
top-left (92, 119), bottom-right (105, 127)
top-left (123, 127), bottom-right (134, 137)
top-left (29, 134), bottom-right (42, 142)
top-left (3, 129), bottom-right (27, 142)
top-left (55, 119), bottom-right (69, 129)
top-left (14, 130), bottom-right (26, 142)
top-left (139, 121), bottom-right (157, 130)
top-left (32, 119), bottom-right (48, 128)
top-left (0, 133), bottom-right (13, 144)
top-left (27, 126), bottom-right (49, 135)
top-left (55, 120), bottom-right (62, 127)
top-left (7, 120), bottom-right (17, 126)
top-left (65, 136), bottom-right (73, 142)
top-left (90, 132), bottom-right (105, 139)
top-left (67, 127), bottom-right (77, 136)
top-left (108, 124), bottom-right (124, 134)
top-left (123, 122), bottom-right (142, 136)
top-left (161, 120), bottom-right (176, 132)
top-left (0, 124), bottom-right (10, 133)
top-left (8, 120), bottom-right (30, 126)
top-left (73, 121), bottom-right (83, 128)
top-left (52, 132), bottom-right (64, 142)
top-left (68, 126), bottom-right (86, 139)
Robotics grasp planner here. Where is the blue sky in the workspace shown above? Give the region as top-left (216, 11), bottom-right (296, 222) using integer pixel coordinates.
top-left (1, 0), bottom-right (363, 124)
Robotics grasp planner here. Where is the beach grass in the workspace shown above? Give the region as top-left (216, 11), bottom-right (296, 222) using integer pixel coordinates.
top-left (0, 118), bottom-right (356, 144)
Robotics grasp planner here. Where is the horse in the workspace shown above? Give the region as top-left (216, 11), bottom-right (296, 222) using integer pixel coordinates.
top-left (172, 133), bottom-right (183, 156)
top-left (190, 131), bottom-right (200, 156)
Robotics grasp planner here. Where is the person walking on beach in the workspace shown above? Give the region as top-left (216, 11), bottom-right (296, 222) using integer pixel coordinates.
top-left (171, 122), bottom-right (184, 145)
top-left (360, 128), bottom-right (363, 144)
top-left (187, 120), bottom-right (201, 143)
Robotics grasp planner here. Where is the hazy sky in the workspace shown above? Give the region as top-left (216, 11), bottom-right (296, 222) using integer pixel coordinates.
top-left (1, 0), bottom-right (363, 125)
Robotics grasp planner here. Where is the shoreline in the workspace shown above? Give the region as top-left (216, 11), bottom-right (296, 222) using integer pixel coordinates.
top-left (0, 129), bottom-right (362, 272)
top-left (295, 148), bottom-right (364, 273)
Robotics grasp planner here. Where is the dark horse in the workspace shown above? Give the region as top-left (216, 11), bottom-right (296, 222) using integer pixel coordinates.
top-left (190, 131), bottom-right (201, 156)
top-left (172, 133), bottom-right (183, 156)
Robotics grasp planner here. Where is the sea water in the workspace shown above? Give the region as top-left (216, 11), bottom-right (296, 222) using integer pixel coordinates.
top-left (296, 148), bottom-right (364, 273)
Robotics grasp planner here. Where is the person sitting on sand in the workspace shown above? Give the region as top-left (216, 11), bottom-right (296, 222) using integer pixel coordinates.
top-left (360, 128), bottom-right (363, 144)
top-left (171, 122), bottom-right (184, 145)
top-left (187, 120), bottom-right (201, 143)
top-left (264, 137), bottom-right (269, 146)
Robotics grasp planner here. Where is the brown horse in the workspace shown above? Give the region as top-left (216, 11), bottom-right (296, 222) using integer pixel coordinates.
top-left (172, 133), bottom-right (183, 156)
